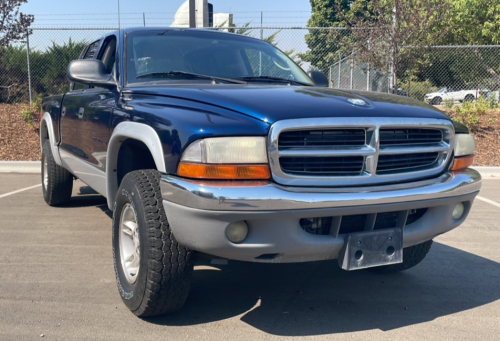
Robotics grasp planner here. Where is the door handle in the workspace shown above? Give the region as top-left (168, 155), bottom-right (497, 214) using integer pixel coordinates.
top-left (78, 107), bottom-right (84, 119)
top-left (61, 107), bottom-right (66, 117)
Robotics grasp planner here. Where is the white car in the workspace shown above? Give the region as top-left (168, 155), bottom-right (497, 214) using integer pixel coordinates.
top-left (424, 88), bottom-right (482, 105)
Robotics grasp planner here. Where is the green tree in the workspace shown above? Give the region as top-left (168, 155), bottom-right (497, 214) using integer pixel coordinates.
top-left (300, 0), bottom-right (355, 74)
top-left (446, 0), bottom-right (500, 45)
top-left (0, 39), bottom-right (87, 103)
top-left (335, 0), bottom-right (451, 89)
top-left (443, 0), bottom-right (500, 87)
top-left (0, 0), bottom-right (34, 53)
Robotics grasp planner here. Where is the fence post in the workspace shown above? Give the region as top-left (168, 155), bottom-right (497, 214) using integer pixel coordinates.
top-left (26, 30), bottom-right (32, 105)
top-left (350, 53), bottom-right (354, 90)
top-left (367, 64), bottom-right (370, 91)
top-left (338, 52), bottom-right (341, 89)
top-left (329, 65), bottom-right (332, 88)
top-left (143, 13), bottom-right (146, 27)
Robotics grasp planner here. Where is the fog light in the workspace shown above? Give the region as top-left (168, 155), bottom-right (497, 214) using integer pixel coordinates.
top-left (452, 203), bottom-right (465, 220)
top-left (226, 221), bottom-right (248, 243)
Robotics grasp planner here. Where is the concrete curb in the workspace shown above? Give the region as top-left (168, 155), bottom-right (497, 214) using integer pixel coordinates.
top-left (473, 167), bottom-right (500, 178)
top-left (0, 161), bottom-right (40, 173)
top-left (1, 161), bottom-right (500, 178)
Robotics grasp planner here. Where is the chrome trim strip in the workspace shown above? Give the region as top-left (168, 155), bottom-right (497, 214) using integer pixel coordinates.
top-left (279, 146), bottom-right (376, 157)
top-left (160, 168), bottom-right (481, 211)
top-left (378, 142), bottom-right (449, 154)
top-left (268, 117), bottom-right (454, 186)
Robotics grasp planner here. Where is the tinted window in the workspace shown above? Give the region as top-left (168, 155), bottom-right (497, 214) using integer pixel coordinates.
top-left (97, 36), bottom-right (117, 74)
top-left (83, 39), bottom-right (102, 59)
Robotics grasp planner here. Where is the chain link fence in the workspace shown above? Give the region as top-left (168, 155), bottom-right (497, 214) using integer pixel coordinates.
top-left (1, 26), bottom-right (500, 105)
top-left (330, 45), bottom-right (500, 104)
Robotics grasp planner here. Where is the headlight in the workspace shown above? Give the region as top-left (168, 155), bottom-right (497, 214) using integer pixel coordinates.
top-left (178, 137), bottom-right (271, 180)
top-left (451, 134), bottom-right (475, 171)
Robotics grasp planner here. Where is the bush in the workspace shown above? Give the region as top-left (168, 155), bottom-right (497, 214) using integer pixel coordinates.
top-left (19, 95), bottom-right (43, 125)
top-left (451, 97), bottom-right (496, 131)
top-left (399, 79), bottom-right (438, 101)
top-left (444, 98), bottom-right (454, 109)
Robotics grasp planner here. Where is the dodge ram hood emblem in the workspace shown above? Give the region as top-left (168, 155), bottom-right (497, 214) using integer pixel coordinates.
top-left (347, 98), bottom-right (367, 106)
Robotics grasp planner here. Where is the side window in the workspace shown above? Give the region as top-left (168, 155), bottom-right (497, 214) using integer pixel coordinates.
top-left (83, 39), bottom-right (102, 59)
top-left (71, 40), bottom-right (102, 91)
top-left (97, 36), bottom-right (117, 75)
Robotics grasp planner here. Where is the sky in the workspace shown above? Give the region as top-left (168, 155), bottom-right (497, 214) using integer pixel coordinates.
top-left (21, 0), bottom-right (312, 28)
top-left (20, 1), bottom-right (313, 67)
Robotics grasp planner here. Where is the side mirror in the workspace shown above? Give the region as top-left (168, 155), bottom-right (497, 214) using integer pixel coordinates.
top-left (307, 70), bottom-right (329, 87)
top-left (67, 59), bottom-right (116, 89)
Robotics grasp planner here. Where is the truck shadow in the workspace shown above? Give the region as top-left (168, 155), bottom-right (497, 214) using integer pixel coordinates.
top-left (146, 242), bottom-right (500, 336)
top-left (62, 185), bottom-right (112, 218)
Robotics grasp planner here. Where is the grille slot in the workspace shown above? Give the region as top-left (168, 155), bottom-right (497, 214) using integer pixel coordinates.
top-left (280, 156), bottom-right (364, 176)
top-left (279, 129), bottom-right (366, 148)
top-left (377, 152), bottom-right (439, 174)
top-left (380, 128), bottom-right (442, 146)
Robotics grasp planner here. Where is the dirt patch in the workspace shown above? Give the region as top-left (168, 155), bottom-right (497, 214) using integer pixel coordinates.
top-left (0, 103), bottom-right (41, 161)
top-left (1, 103), bottom-right (499, 166)
top-left (445, 109), bottom-right (500, 166)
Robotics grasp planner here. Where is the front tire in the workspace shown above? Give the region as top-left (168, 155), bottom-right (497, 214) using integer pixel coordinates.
top-left (368, 240), bottom-right (433, 274)
top-left (112, 170), bottom-right (194, 317)
top-left (41, 140), bottom-right (73, 206)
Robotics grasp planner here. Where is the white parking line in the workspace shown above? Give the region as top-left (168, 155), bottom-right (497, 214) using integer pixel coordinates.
top-left (476, 196), bottom-right (500, 209)
top-left (0, 184), bottom-right (42, 199)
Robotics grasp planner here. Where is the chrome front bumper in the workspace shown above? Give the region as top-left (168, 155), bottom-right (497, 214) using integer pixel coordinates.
top-left (160, 168), bottom-right (481, 263)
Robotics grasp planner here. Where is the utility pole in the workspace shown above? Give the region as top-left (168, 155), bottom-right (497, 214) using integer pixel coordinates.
top-left (189, 0), bottom-right (196, 28)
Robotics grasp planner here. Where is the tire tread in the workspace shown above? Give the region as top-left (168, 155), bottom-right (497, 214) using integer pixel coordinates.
top-left (125, 170), bottom-right (193, 317)
top-left (42, 141), bottom-right (73, 206)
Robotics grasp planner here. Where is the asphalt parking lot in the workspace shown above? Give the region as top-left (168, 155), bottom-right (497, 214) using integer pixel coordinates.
top-left (1, 173), bottom-right (499, 341)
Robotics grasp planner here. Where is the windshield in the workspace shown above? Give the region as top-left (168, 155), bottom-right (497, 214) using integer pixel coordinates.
top-left (125, 29), bottom-right (313, 86)
top-left (438, 88), bottom-right (447, 93)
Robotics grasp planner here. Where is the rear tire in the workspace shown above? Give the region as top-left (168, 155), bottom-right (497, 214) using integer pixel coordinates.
top-left (112, 170), bottom-right (194, 317)
top-left (41, 140), bottom-right (73, 206)
top-left (464, 94), bottom-right (475, 102)
top-left (432, 97), bottom-right (442, 105)
top-left (368, 240), bottom-right (433, 274)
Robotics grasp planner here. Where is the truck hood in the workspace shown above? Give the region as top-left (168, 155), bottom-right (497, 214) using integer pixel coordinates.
top-left (124, 85), bottom-right (450, 124)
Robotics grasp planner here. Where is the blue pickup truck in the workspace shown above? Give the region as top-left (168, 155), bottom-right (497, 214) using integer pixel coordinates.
top-left (39, 27), bottom-right (481, 317)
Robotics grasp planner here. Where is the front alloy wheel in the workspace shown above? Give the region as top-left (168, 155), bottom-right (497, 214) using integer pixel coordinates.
top-left (119, 203), bottom-right (140, 284)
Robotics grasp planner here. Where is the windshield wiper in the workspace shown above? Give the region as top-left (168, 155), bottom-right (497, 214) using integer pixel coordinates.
top-left (136, 71), bottom-right (247, 84)
top-left (236, 76), bottom-right (312, 86)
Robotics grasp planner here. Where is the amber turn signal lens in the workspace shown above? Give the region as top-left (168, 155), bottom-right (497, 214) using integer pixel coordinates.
top-left (451, 155), bottom-right (474, 171)
top-left (178, 163), bottom-right (271, 180)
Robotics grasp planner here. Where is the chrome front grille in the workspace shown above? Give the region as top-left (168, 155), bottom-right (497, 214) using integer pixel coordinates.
top-left (268, 117), bottom-right (455, 186)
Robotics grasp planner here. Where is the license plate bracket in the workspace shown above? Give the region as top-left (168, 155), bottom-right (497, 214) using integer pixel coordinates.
top-left (338, 228), bottom-right (403, 271)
